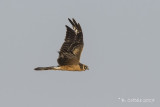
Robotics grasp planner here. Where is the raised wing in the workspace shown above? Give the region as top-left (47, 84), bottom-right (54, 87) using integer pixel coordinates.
top-left (57, 18), bottom-right (84, 66)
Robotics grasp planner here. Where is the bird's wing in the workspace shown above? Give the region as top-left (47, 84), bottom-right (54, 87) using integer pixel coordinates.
top-left (57, 18), bottom-right (84, 66)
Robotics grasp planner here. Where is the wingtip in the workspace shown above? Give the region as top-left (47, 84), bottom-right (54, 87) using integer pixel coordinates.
top-left (68, 18), bottom-right (72, 22)
top-left (72, 18), bottom-right (76, 22)
top-left (72, 18), bottom-right (75, 20)
top-left (68, 18), bottom-right (74, 20)
top-left (65, 25), bottom-right (70, 29)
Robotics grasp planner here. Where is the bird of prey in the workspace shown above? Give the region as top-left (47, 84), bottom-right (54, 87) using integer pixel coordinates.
top-left (34, 18), bottom-right (89, 71)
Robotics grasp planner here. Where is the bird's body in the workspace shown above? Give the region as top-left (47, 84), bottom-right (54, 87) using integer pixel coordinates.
top-left (34, 18), bottom-right (89, 71)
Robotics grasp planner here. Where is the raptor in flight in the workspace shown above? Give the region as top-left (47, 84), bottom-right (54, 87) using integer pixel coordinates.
top-left (34, 18), bottom-right (89, 71)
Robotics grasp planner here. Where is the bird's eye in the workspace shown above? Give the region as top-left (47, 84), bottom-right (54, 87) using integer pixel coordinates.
top-left (84, 66), bottom-right (87, 69)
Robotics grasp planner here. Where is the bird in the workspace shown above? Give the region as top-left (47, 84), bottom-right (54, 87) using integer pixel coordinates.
top-left (34, 18), bottom-right (89, 71)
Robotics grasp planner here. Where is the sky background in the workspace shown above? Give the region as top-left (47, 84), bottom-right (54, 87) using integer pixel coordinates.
top-left (0, 0), bottom-right (160, 107)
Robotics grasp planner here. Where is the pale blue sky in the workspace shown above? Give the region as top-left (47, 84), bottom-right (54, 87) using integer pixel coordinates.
top-left (0, 0), bottom-right (160, 107)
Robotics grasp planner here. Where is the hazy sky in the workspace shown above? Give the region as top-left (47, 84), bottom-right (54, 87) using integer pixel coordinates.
top-left (0, 0), bottom-right (160, 107)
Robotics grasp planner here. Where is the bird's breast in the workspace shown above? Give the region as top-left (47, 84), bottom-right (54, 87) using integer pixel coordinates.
top-left (60, 65), bottom-right (84, 71)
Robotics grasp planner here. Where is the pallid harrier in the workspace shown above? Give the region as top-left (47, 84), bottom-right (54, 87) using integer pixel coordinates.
top-left (34, 18), bottom-right (89, 71)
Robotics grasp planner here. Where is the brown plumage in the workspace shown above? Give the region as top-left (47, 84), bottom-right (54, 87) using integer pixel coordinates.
top-left (34, 18), bottom-right (89, 71)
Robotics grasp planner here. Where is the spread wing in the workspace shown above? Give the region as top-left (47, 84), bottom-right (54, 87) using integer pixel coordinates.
top-left (57, 18), bottom-right (84, 66)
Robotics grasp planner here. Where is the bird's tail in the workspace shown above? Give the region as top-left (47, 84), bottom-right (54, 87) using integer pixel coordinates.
top-left (34, 66), bottom-right (60, 71)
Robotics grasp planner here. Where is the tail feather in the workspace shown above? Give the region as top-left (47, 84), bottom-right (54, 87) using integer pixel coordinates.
top-left (34, 66), bottom-right (57, 70)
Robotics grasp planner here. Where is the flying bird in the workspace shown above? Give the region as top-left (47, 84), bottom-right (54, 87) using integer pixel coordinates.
top-left (34, 18), bottom-right (89, 71)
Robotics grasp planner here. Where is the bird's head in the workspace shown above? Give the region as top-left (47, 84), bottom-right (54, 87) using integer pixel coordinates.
top-left (79, 63), bottom-right (89, 71)
top-left (83, 65), bottom-right (89, 70)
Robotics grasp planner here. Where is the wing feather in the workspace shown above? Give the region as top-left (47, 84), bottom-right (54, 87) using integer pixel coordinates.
top-left (57, 18), bottom-right (84, 66)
